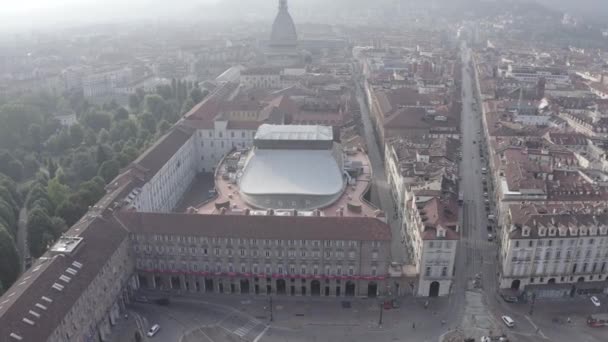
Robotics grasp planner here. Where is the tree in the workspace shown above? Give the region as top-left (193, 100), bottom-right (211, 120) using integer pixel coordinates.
top-left (0, 225), bottom-right (19, 293)
top-left (157, 120), bottom-right (171, 135)
top-left (118, 146), bottom-right (139, 167)
top-left (69, 124), bottom-right (85, 147)
top-left (98, 128), bottom-right (110, 144)
top-left (76, 176), bottom-right (106, 207)
top-left (49, 216), bottom-right (68, 236)
top-left (96, 145), bottom-right (111, 165)
top-left (0, 150), bottom-right (23, 181)
top-left (22, 153), bottom-right (39, 179)
top-left (145, 94), bottom-right (167, 120)
top-left (27, 207), bottom-right (53, 258)
top-left (67, 151), bottom-right (98, 183)
top-left (189, 88), bottom-right (204, 104)
top-left (47, 178), bottom-right (70, 212)
top-left (46, 159), bottom-right (58, 179)
top-left (56, 199), bottom-right (86, 227)
top-left (27, 123), bottom-right (43, 152)
top-left (128, 94), bottom-right (140, 113)
top-left (26, 183), bottom-right (50, 210)
top-left (83, 111), bottom-right (111, 131)
top-left (98, 159), bottom-right (120, 183)
top-left (138, 112), bottom-right (156, 133)
top-left (115, 107), bottom-right (130, 121)
top-left (181, 98), bottom-right (196, 114)
top-left (156, 84), bottom-right (173, 101)
top-left (0, 200), bottom-right (16, 232)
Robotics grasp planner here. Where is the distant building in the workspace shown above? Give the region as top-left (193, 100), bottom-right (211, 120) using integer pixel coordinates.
top-left (265, 0), bottom-right (302, 67)
top-left (82, 67), bottom-right (132, 98)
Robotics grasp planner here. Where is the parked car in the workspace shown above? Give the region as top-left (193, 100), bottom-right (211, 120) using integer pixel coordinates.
top-left (134, 296), bottom-right (149, 303)
top-left (488, 234), bottom-right (494, 241)
top-left (501, 315), bottom-right (515, 327)
top-left (154, 297), bottom-right (170, 306)
top-left (147, 324), bottom-right (160, 337)
top-left (591, 296), bottom-right (601, 307)
top-left (501, 294), bottom-right (519, 303)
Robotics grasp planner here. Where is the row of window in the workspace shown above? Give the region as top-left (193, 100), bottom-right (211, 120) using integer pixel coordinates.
top-left (135, 245), bottom-right (374, 260)
top-left (513, 248), bottom-right (608, 261)
top-left (140, 235), bottom-right (373, 248)
top-left (513, 237), bottom-right (608, 248)
top-left (137, 259), bottom-right (375, 276)
top-left (200, 130), bottom-right (254, 139)
top-left (424, 266), bottom-right (449, 277)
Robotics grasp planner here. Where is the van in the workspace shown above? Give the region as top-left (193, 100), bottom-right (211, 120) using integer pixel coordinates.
top-left (501, 315), bottom-right (515, 328)
top-left (147, 324), bottom-right (160, 337)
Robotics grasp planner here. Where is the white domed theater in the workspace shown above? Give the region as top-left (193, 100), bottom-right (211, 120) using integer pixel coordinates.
top-left (238, 125), bottom-right (344, 210)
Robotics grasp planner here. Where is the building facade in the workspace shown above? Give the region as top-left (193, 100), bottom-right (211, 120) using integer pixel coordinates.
top-left (499, 204), bottom-right (608, 297)
top-left (125, 213), bottom-right (393, 298)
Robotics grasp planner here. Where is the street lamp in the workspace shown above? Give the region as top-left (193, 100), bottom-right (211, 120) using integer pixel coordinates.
top-left (269, 296), bottom-right (274, 322)
top-left (378, 302), bottom-right (383, 327)
top-left (529, 292), bottom-right (536, 316)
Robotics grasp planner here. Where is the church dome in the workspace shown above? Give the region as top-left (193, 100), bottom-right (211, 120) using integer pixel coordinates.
top-left (270, 0), bottom-right (298, 47)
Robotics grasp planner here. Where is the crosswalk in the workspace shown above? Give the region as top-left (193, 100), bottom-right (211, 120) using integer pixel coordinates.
top-left (233, 318), bottom-right (263, 337)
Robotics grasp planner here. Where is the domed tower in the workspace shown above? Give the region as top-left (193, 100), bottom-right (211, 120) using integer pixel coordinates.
top-left (270, 0), bottom-right (298, 48)
top-left (266, 0), bottom-right (301, 66)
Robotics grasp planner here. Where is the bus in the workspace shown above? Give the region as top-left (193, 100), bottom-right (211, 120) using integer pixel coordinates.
top-left (587, 314), bottom-right (608, 327)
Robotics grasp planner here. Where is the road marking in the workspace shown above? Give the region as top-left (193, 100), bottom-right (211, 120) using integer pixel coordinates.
top-left (252, 325), bottom-right (270, 342)
top-left (233, 320), bottom-right (257, 337)
top-left (524, 315), bottom-right (548, 339)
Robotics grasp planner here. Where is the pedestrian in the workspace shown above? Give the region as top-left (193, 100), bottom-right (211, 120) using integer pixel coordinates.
top-left (412, 322), bottom-right (416, 330)
top-left (567, 317), bottom-right (571, 324)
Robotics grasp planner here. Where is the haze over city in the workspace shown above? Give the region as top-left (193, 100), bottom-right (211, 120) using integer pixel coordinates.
top-left (0, 1), bottom-right (607, 342)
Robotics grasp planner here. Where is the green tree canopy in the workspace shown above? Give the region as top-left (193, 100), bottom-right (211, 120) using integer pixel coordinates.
top-left (0, 225), bottom-right (20, 294)
top-left (98, 159), bottom-right (120, 183)
top-left (27, 207), bottom-right (53, 258)
top-left (47, 178), bottom-right (70, 212)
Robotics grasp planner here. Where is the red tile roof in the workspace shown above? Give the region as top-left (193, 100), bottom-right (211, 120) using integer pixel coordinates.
top-left (117, 212), bottom-right (391, 241)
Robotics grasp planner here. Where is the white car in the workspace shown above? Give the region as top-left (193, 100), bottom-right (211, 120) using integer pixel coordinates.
top-left (501, 315), bottom-right (515, 328)
top-left (591, 296), bottom-right (601, 307)
top-left (147, 324), bottom-right (160, 337)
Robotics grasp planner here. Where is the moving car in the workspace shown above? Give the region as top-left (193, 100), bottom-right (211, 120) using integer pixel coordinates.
top-left (591, 296), bottom-right (601, 307)
top-left (147, 324), bottom-right (160, 337)
top-left (487, 233), bottom-right (494, 241)
top-left (501, 315), bottom-right (515, 328)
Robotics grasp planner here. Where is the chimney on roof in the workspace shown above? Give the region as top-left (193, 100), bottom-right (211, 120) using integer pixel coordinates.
top-left (313, 209), bottom-right (321, 216)
top-left (244, 208), bottom-right (250, 216)
top-left (267, 209), bottom-right (274, 216)
top-left (220, 207), bottom-right (227, 215)
top-left (292, 209), bottom-right (298, 216)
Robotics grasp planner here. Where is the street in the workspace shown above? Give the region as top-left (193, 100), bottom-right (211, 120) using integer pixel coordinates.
top-left (355, 82), bottom-right (408, 265)
top-left (460, 43), bottom-right (608, 342)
